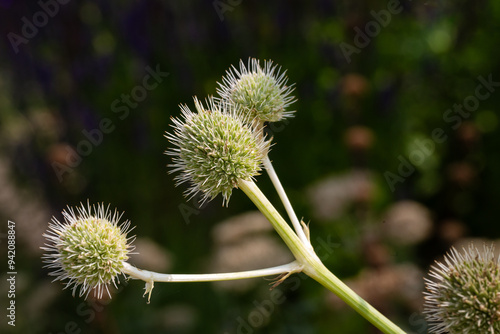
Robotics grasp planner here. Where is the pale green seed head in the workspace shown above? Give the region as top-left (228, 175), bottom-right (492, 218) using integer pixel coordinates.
top-left (424, 243), bottom-right (500, 334)
top-left (217, 58), bottom-right (296, 123)
top-left (166, 97), bottom-right (269, 206)
top-left (42, 203), bottom-right (135, 299)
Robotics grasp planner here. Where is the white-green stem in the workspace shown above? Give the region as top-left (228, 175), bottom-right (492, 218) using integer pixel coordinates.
top-left (255, 121), bottom-right (311, 249)
top-left (262, 155), bottom-right (312, 250)
top-left (238, 179), bottom-right (406, 334)
top-left (122, 260), bottom-right (303, 303)
top-left (238, 179), bottom-right (312, 264)
top-left (122, 261), bottom-right (302, 283)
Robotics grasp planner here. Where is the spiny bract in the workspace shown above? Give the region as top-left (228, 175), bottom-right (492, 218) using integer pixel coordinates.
top-left (424, 243), bottom-right (500, 334)
top-left (166, 97), bottom-right (269, 206)
top-left (217, 58), bottom-right (295, 123)
top-left (41, 202), bottom-right (135, 299)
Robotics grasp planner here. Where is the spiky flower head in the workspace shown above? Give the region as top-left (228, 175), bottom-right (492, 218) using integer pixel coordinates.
top-left (217, 58), bottom-right (296, 123)
top-left (41, 203), bottom-right (135, 299)
top-left (166, 97), bottom-right (268, 206)
top-left (424, 243), bottom-right (500, 334)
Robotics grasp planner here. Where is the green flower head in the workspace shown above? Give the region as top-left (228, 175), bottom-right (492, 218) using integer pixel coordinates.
top-left (424, 243), bottom-right (500, 334)
top-left (41, 203), bottom-right (135, 299)
top-left (166, 97), bottom-right (269, 206)
top-left (217, 58), bottom-right (296, 123)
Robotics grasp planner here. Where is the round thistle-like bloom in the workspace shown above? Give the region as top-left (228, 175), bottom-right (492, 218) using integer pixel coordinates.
top-left (41, 203), bottom-right (135, 299)
top-left (166, 97), bottom-right (268, 205)
top-left (217, 58), bottom-right (296, 123)
top-left (424, 243), bottom-right (500, 334)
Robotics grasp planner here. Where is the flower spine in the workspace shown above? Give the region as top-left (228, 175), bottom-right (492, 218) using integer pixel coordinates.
top-left (424, 243), bottom-right (500, 334)
top-left (166, 97), bottom-right (269, 206)
top-left (217, 58), bottom-right (296, 123)
top-left (41, 202), bottom-right (135, 299)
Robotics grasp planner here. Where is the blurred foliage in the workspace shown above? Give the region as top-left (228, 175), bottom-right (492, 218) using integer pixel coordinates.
top-left (0, 0), bottom-right (499, 333)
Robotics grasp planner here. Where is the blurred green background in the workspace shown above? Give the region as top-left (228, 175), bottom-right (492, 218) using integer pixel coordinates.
top-left (1, 1), bottom-right (499, 333)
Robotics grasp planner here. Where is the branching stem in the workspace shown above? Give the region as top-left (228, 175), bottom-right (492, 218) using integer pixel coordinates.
top-left (237, 179), bottom-right (406, 334)
top-left (262, 155), bottom-right (312, 249)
